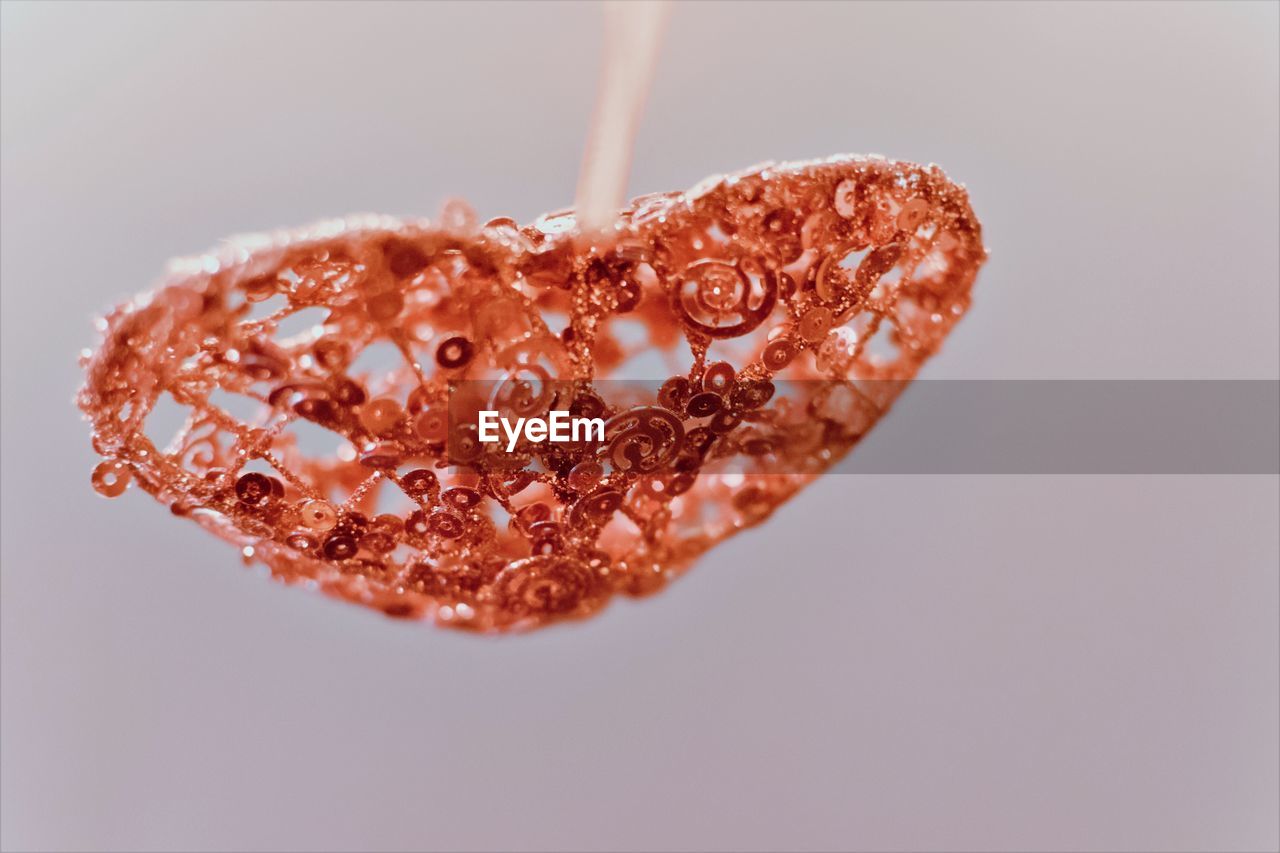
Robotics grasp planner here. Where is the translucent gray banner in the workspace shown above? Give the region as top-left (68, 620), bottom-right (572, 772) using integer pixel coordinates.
top-left (444, 380), bottom-right (1279, 475)
top-left (839, 380), bottom-right (1279, 474)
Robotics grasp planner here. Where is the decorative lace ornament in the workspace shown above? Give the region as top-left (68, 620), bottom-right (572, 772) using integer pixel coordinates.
top-left (79, 155), bottom-right (986, 632)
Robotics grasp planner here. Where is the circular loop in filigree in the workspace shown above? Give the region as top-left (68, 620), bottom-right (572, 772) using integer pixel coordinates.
top-left (569, 488), bottom-right (624, 527)
top-left (492, 555), bottom-right (600, 618)
top-left (601, 406), bottom-right (685, 474)
top-left (671, 259), bottom-right (778, 340)
top-left (488, 362), bottom-right (563, 423)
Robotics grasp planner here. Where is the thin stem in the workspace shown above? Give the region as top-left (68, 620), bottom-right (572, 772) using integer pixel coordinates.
top-left (574, 0), bottom-right (669, 237)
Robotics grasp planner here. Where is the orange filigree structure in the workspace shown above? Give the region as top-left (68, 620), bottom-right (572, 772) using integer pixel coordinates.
top-left (79, 156), bottom-right (986, 631)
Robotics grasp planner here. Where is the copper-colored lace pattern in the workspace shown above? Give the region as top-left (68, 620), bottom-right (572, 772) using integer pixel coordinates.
top-left (79, 155), bottom-right (986, 632)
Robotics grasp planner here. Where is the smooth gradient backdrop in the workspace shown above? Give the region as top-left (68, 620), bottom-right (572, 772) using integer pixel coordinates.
top-left (2, 2), bottom-right (1277, 851)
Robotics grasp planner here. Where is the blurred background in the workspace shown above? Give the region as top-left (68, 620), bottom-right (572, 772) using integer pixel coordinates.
top-left (1, 2), bottom-right (1277, 851)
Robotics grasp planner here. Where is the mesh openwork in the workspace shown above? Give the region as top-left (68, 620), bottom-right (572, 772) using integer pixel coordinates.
top-left (79, 156), bottom-right (986, 632)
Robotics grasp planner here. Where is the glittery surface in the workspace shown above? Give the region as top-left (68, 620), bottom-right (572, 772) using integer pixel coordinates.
top-left (78, 155), bottom-right (986, 632)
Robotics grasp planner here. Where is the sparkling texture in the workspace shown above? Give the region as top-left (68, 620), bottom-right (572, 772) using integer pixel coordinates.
top-left (78, 155), bottom-right (985, 632)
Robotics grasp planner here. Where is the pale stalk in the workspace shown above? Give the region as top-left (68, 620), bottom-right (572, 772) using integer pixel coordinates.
top-left (575, 0), bottom-right (669, 238)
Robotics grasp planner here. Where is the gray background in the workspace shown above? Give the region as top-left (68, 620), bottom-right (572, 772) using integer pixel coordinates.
top-left (1, 2), bottom-right (1277, 851)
